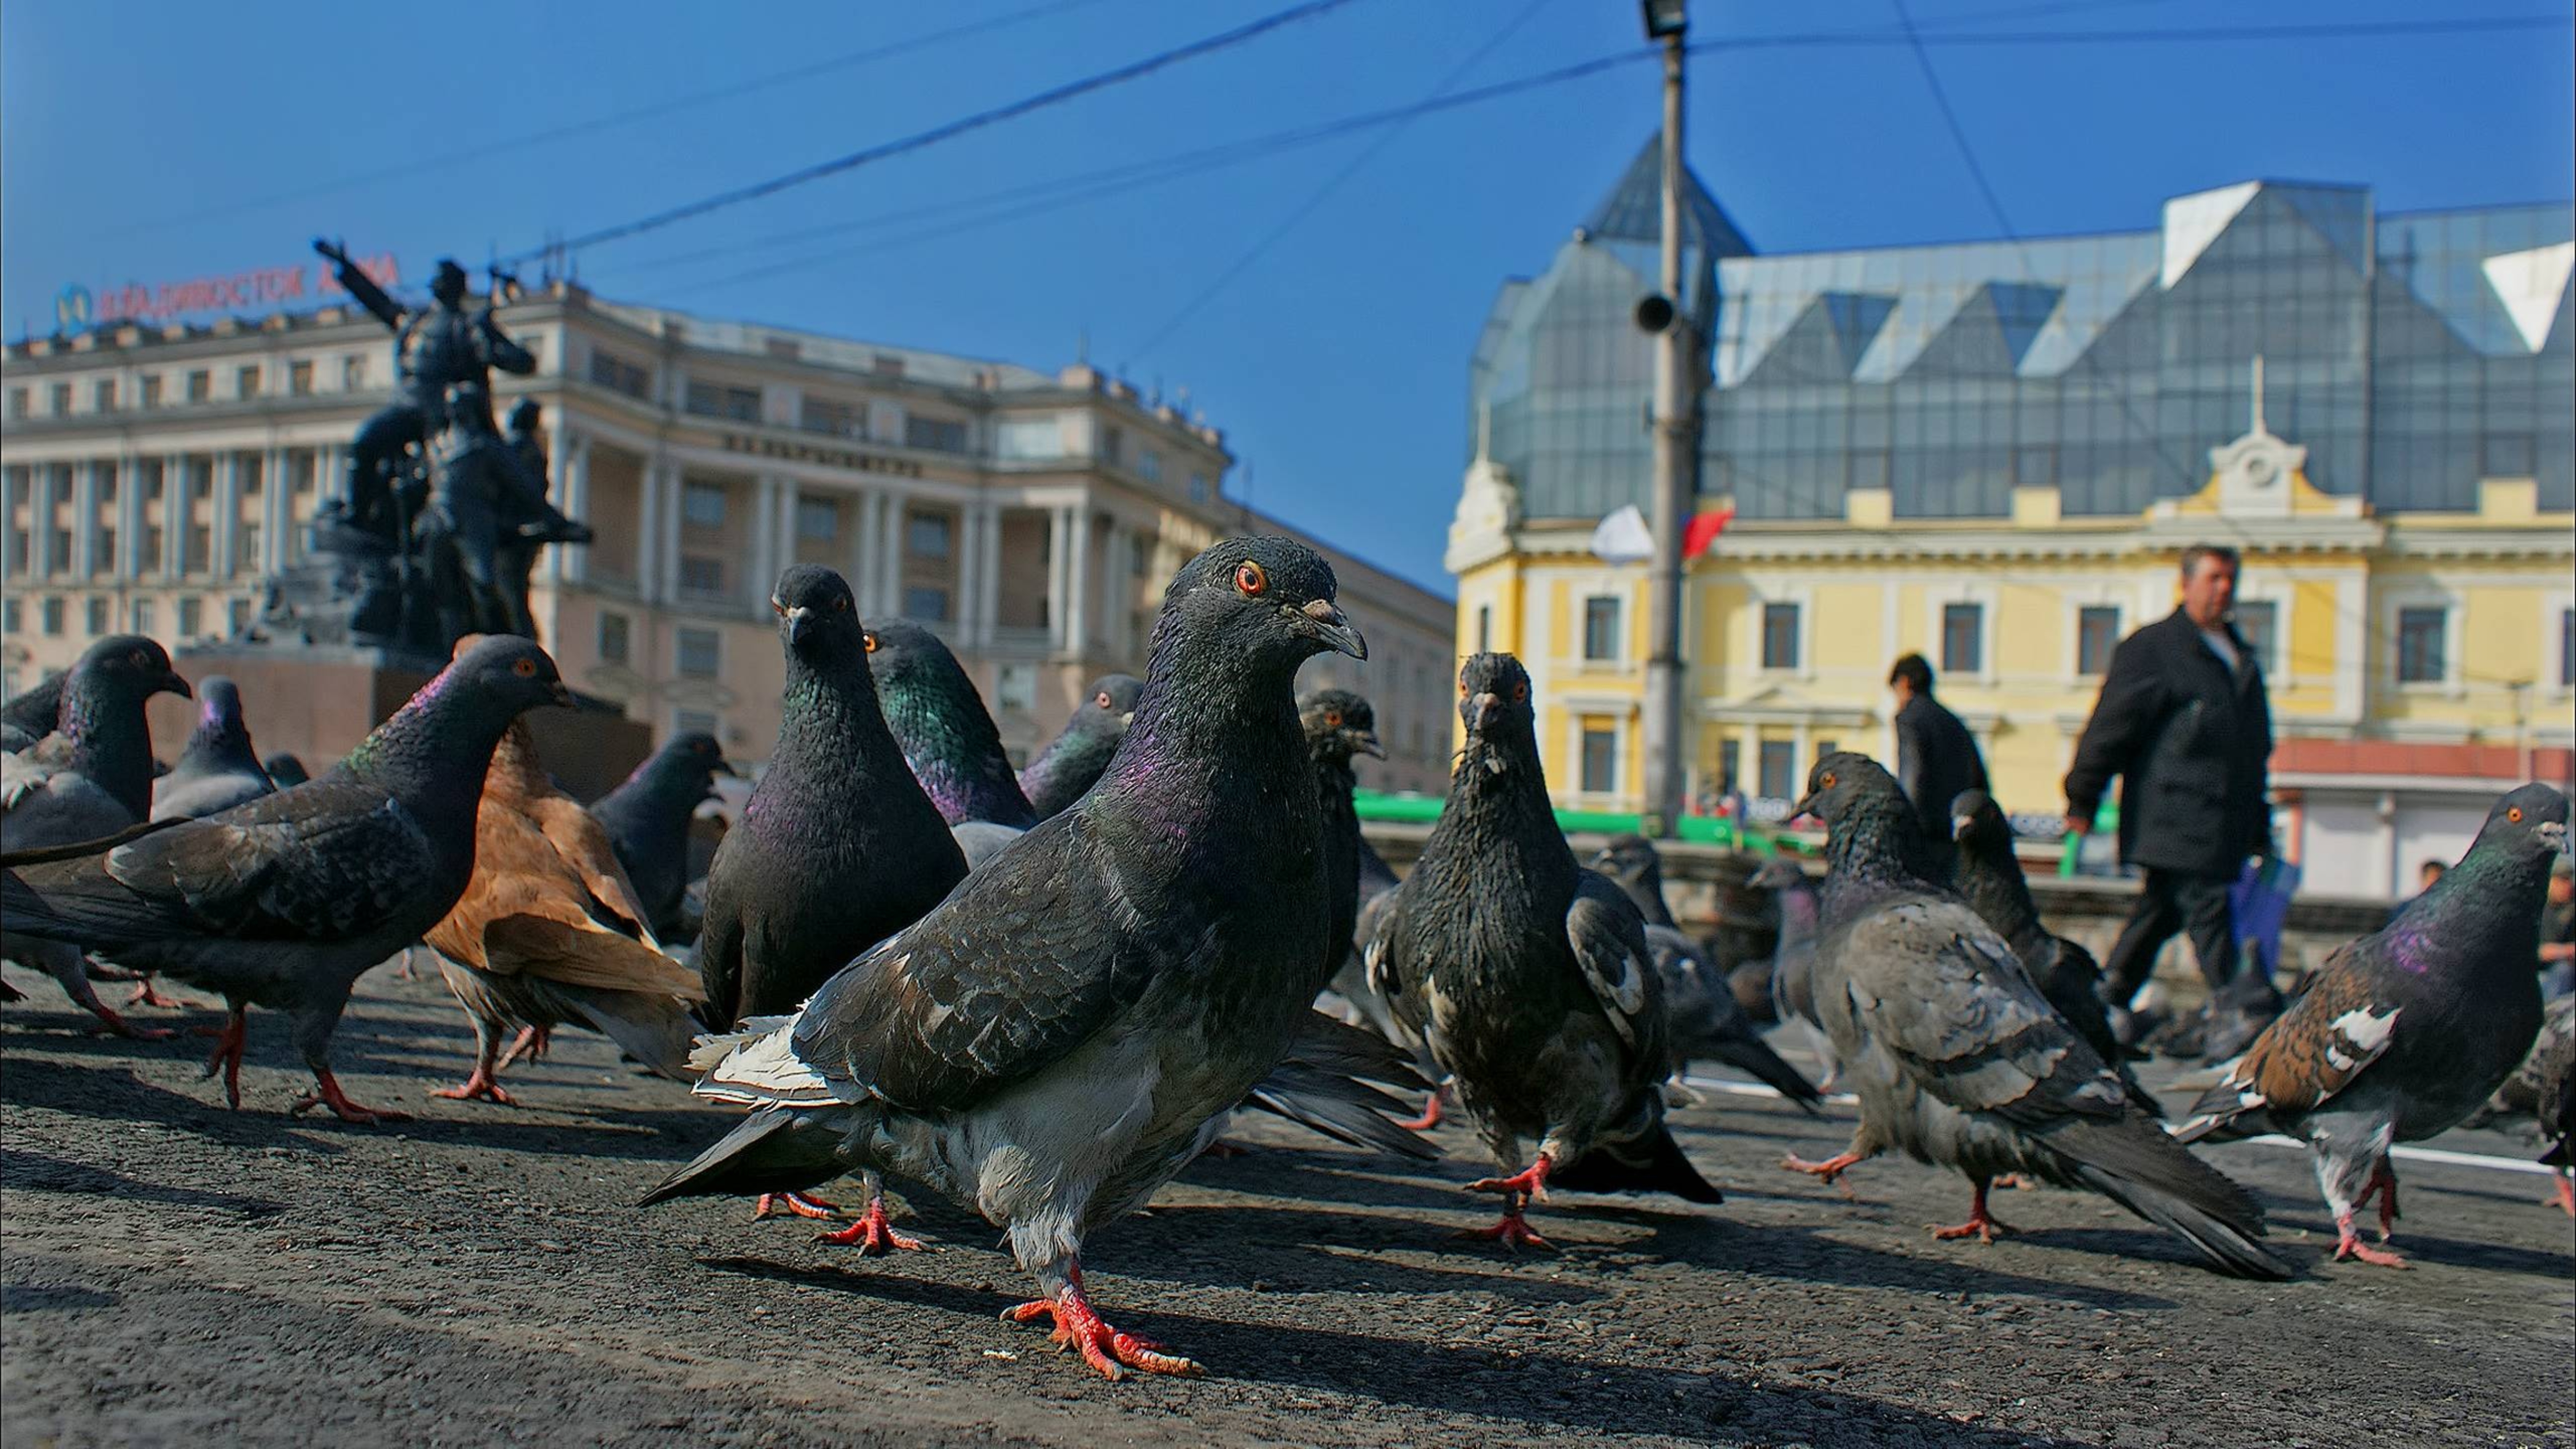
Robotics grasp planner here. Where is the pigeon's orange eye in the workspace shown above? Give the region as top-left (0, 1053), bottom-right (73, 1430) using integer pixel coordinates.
top-left (512, 657), bottom-right (538, 678)
top-left (832, 594), bottom-right (849, 612)
top-left (129, 650), bottom-right (151, 669)
top-left (1821, 771), bottom-right (1838, 788)
top-left (863, 632), bottom-right (879, 654)
top-left (1234, 560), bottom-right (1268, 596)
top-left (2509, 806), bottom-right (2524, 823)
top-left (1511, 682), bottom-right (1529, 702)
top-left (1324, 711), bottom-right (1343, 728)
top-left (1095, 691), bottom-right (1112, 709)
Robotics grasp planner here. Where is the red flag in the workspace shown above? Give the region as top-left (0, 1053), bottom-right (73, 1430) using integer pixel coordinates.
top-left (1682, 508), bottom-right (1735, 560)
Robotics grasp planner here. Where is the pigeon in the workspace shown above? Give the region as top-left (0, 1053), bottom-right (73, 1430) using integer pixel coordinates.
top-left (1750, 859), bottom-right (1838, 1090)
top-left (589, 731), bottom-right (734, 941)
top-left (1789, 752), bottom-right (2287, 1278)
top-left (1590, 833), bottom-right (1685, 931)
top-left (1363, 654), bottom-right (1721, 1250)
top-left (149, 677), bottom-right (276, 822)
top-left (1019, 674), bottom-right (1144, 820)
top-left (2, 635), bottom-right (578, 1121)
top-left (423, 647), bottom-right (708, 1104)
top-left (864, 616), bottom-right (1037, 867)
top-left (2176, 783), bottom-right (2567, 1266)
top-left (262, 753), bottom-right (312, 787)
top-left (2, 671), bottom-right (66, 753)
top-left (1301, 688), bottom-right (1387, 992)
top-left (647, 536), bottom-right (1367, 1379)
top-left (2, 636), bottom-right (193, 1036)
top-left (2528, 996), bottom-right (2576, 1216)
top-left (1949, 789), bottom-right (2158, 1113)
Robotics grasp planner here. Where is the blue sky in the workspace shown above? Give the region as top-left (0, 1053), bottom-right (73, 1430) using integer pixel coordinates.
top-left (5, 0), bottom-right (2569, 591)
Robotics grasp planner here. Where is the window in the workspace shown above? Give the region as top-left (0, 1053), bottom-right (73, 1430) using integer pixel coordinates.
top-left (1760, 602), bottom-right (1801, 670)
top-left (1582, 595), bottom-right (1621, 661)
top-left (1097, 425), bottom-right (1125, 466)
top-left (1187, 472), bottom-right (1210, 503)
top-left (2077, 605), bottom-right (2122, 676)
top-left (6, 387), bottom-right (25, 418)
top-left (235, 366), bottom-right (261, 399)
top-left (675, 708), bottom-right (722, 739)
top-left (186, 370), bottom-right (210, 403)
top-left (2233, 600), bottom-right (2278, 675)
top-left (2396, 606), bottom-right (2447, 684)
top-left (905, 511), bottom-right (952, 560)
top-left (676, 627), bottom-right (721, 678)
top-left (1476, 605), bottom-right (1492, 654)
top-left (588, 349), bottom-right (650, 399)
top-left (801, 396), bottom-right (863, 438)
top-left (795, 499), bottom-right (838, 541)
top-left (141, 374), bottom-right (164, 408)
top-left (187, 524), bottom-right (212, 573)
top-left (48, 532), bottom-right (72, 571)
top-left (178, 596), bottom-right (203, 637)
top-left (98, 526), bottom-right (116, 568)
top-left (1940, 602), bottom-right (1984, 676)
top-left (1580, 724), bottom-right (1618, 794)
top-left (1814, 738), bottom-right (1839, 772)
top-left (341, 354), bottom-right (366, 391)
top-left (684, 380), bottom-right (761, 422)
top-left (226, 598), bottom-right (249, 635)
top-left (1758, 740), bottom-right (1797, 802)
top-left (905, 415), bottom-right (968, 453)
top-left (2481, 431), bottom-right (2535, 478)
top-left (1139, 449), bottom-right (1163, 482)
top-left (903, 586), bottom-right (951, 622)
top-left (130, 599), bottom-right (154, 634)
top-left (288, 360), bottom-right (314, 396)
top-left (2561, 608), bottom-right (2573, 689)
top-left (50, 383), bottom-right (72, 415)
top-left (2, 598), bottom-right (18, 633)
top-left (1718, 739), bottom-right (1741, 794)
top-left (39, 598), bottom-right (64, 635)
top-left (996, 663), bottom-right (1036, 714)
top-left (598, 610), bottom-right (631, 665)
top-left (678, 555), bottom-right (726, 594)
top-left (142, 526), bottom-right (164, 571)
top-left (93, 379), bottom-right (116, 413)
top-left (682, 481), bottom-right (728, 529)
top-left (994, 417), bottom-right (1061, 459)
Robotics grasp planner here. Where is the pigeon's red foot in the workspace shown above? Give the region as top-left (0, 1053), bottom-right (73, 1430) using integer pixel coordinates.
top-left (126, 979), bottom-right (202, 1010)
top-left (288, 1069), bottom-right (411, 1124)
top-left (1929, 1182), bottom-right (2017, 1243)
top-left (1783, 1149), bottom-right (1864, 1199)
top-left (2548, 1173), bottom-right (2574, 1218)
top-left (85, 1002), bottom-right (177, 1041)
top-left (1457, 1206), bottom-right (1554, 1253)
top-left (1001, 1275), bottom-right (1201, 1381)
top-left (1401, 1086), bottom-right (1447, 1132)
top-left (193, 1008), bottom-right (248, 1109)
top-left (2331, 1213), bottom-right (2409, 1269)
top-left (431, 1069), bottom-right (517, 1105)
top-left (2354, 1161), bottom-right (2402, 1241)
top-left (817, 1195), bottom-right (926, 1254)
top-left (752, 1191), bottom-right (839, 1222)
top-left (1992, 1173), bottom-right (2038, 1191)
top-left (498, 1024), bottom-right (553, 1071)
top-left (1465, 1154), bottom-right (1553, 1202)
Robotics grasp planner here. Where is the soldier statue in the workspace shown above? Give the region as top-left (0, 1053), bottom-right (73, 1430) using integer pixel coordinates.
top-left (333, 254), bottom-right (536, 543)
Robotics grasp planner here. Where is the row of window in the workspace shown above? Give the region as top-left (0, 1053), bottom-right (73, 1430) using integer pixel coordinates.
top-left (0, 593), bottom-right (238, 640)
top-left (7, 358), bottom-right (375, 420)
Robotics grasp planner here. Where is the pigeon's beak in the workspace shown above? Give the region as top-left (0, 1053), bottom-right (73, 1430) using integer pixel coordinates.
top-left (1952, 815), bottom-right (1974, 842)
top-left (553, 681), bottom-right (599, 710)
top-left (1292, 598), bottom-right (1366, 660)
top-left (1117, 710), bottom-right (1136, 728)
top-left (1464, 692), bottom-right (1503, 734)
top-left (714, 758), bottom-right (741, 777)
top-left (1790, 789), bottom-right (1819, 820)
top-left (783, 605), bottom-right (817, 649)
top-left (2539, 820), bottom-right (2569, 852)
top-left (159, 671), bottom-right (194, 701)
top-left (1350, 728), bottom-right (1386, 760)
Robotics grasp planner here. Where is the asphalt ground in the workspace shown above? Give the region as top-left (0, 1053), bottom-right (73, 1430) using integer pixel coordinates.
top-left (3, 961), bottom-right (2570, 1448)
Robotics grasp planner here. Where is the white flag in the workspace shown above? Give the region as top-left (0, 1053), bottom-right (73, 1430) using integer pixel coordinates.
top-left (1589, 504), bottom-right (1653, 565)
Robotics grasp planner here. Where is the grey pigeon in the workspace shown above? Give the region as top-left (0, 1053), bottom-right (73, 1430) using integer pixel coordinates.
top-left (1949, 789), bottom-right (2158, 1113)
top-left (1791, 752), bottom-right (2287, 1278)
top-left (2529, 997), bottom-right (2575, 1216)
top-left (1301, 688), bottom-right (1387, 994)
top-left (2, 636), bottom-right (193, 1036)
top-left (590, 731), bottom-right (734, 941)
top-left (1363, 654), bottom-right (1721, 1251)
top-left (2, 671), bottom-right (66, 753)
top-left (647, 537), bottom-right (1367, 1380)
top-left (1750, 859), bottom-right (1839, 1090)
top-left (262, 753), bottom-right (311, 787)
top-left (2177, 783), bottom-right (2566, 1266)
top-left (1, 636), bottom-right (577, 1120)
top-left (1590, 832), bottom-right (1685, 930)
top-left (865, 616), bottom-right (1037, 868)
top-left (150, 677), bottom-right (276, 822)
top-left (1019, 674), bottom-right (1143, 820)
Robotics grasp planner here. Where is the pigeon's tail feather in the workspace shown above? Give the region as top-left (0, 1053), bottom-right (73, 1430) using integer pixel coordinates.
top-left (638, 1106), bottom-right (849, 1206)
top-left (2035, 1115), bottom-right (2289, 1279)
top-left (566, 989), bottom-right (702, 1082)
top-left (1551, 1123), bottom-right (1724, 1204)
top-left (1284, 1010), bottom-right (1430, 1092)
top-left (688, 1015), bottom-right (840, 1106)
top-left (1245, 1061), bottom-right (1439, 1160)
top-left (1701, 1034), bottom-right (1824, 1114)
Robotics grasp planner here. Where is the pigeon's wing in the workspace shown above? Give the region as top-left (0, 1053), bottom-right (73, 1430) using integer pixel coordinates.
top-left (1357, 883), bottom-right (1426, 1034)
top-left (790, 816), bottom-right (1156, 1112)
top-left (2181, 940), bottom-right (2394, 1133)
top-left (1567, 868), bottom-right (1666, 1070)
top-left (691, 829), bottom-right (755, 1028)
top-left (149, 772), bottom-right (271, 824)
top-left (3, 747), bottom-right (136, 848)
top-left (1839, 898), bottom-right (2130, 1125)
top-left (528, 794), bottom-right (658, 945)
top-left (9, 778), bottom-right (437, 947)
top-left (426, 798), bottom-right (700, 1000)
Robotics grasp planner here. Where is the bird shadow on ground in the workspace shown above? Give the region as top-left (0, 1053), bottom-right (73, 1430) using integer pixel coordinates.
top-left (2277, 1224), bottom-right (2572, 1277)
top-left (1096, 1202), bottom-right (1610, 1304)
top-left (0, 1059), bottom-right (352, 1156)
top-left (698, 1254), bottom-right (2096, 1446)
top-left (1605, 1211), bottom-right (2180, 1311)
top-left (0, 1146), bottom-right (286, 1219)
top-left (0, 1281), bottom-right (123, 1313)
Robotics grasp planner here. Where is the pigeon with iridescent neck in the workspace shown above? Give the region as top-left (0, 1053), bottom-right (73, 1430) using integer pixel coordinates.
top-left (865, 617), bottom-right (1037, 868)
top-left (151, 676), bottom-right (276, 822)
top-left (2178, 783), bottom-right (2566, 1266)
top-left (1020, 674), bottom-right (1143, 821)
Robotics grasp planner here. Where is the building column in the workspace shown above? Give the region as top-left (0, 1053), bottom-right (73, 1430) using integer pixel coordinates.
top-left (954, 504), bottom-right (983, 643)
top-left (876, 490), bottom-right (907, 618)
top-left (752, 473), bottom-right (784, 609)
top-left (658, 465), bottom-right (684, 606)
top-left (554, 434), bottom-right (591, 584)
top-left (634, 455), bottom-right (663, 601)
top-left (73, 462), bottom-right (100, 579)
top-left (28, 465), bottom-right (58, 581)
top-left (849, 485), bottom-right (880, 608)
top-left (209, 453), bottom-right (239, 580)
top-left (975, 501), bottom-right (1003, 649)
top-left (163, 455), bottom-right (189, 576)
top-left (115, 456), bottom-right (141, 580)
top-left (1045, 505), bottom-right (1071, 649)
top-left (263, 448), bottom-right (291, 573)
top-left (1065, 505), bottom-right (1093, 656)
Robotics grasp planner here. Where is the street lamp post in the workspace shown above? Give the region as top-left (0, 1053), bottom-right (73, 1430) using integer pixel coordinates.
top-left (1638, 0), bottom-right (1693, 836)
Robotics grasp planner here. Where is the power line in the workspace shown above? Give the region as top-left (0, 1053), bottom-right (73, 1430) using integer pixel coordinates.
top-left (525, 0), bottom-right (1367, 266)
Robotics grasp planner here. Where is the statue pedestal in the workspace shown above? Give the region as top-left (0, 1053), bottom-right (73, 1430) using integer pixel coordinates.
top-left (162, 642), bottom-right (653, 802)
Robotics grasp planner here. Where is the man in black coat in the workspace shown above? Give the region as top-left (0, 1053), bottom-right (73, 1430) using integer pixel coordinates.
top-left (2064, 545), bottom-right (2277, 1033)
top-left (1888, 652), bottom-right (1988, 875)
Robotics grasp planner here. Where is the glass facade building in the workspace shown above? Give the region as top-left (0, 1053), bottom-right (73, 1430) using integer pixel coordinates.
top-left (1470, 142), bottom-right (2575, 523)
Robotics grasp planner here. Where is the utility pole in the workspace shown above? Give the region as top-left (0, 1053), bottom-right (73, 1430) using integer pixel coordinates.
top-left (1638, 0), bottom-right (1694, 837)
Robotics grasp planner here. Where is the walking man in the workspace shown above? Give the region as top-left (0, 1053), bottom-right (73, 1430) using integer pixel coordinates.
top-left (2064, 544), bottom-right (2279, 1046)
top-left (1887, 652), bottom-right (1988, 875)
